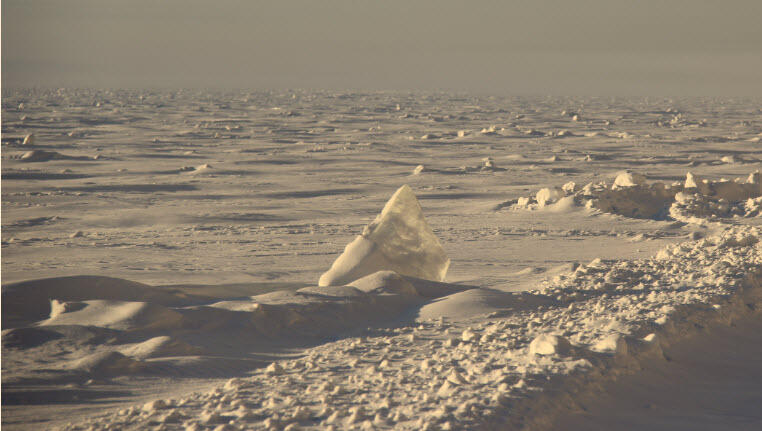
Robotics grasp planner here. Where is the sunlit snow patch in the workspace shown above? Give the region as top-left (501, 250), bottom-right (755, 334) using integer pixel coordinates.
top-left (319, 184), bottom-right (450, 286)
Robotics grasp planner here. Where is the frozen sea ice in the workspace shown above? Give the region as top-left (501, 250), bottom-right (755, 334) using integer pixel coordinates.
top-left (319, 185), bottom-right (450, 286)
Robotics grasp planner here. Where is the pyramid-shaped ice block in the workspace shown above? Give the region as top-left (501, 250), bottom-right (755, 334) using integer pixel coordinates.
top-left (318, 185), bottom-right (450, 286)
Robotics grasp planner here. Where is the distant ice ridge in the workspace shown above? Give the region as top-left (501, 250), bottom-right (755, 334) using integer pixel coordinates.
top-left (319, 184), bottom-right (450, 286)
top-left (509, 169), bottom-right (762, 222)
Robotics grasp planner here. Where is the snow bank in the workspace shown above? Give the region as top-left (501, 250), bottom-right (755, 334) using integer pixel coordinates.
top-left (319, 185), bottom-right (450, 286)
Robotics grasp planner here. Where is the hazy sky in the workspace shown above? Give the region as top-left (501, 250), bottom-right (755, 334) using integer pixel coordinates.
top-left (3, 0), bottom-right (761, 95)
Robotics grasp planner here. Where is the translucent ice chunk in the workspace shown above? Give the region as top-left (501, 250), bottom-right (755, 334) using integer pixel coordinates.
top-left (318, 185), bottom-right (450, 286)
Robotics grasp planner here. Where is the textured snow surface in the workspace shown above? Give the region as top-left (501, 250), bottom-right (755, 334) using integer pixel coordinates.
top-left (53, 226), bottom-right (761, 430)
top-left (3, 90), bottom-right (762, 430)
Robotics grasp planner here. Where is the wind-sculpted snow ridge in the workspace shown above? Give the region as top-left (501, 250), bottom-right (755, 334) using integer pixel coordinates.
top-left (510, 170), bottom-right (761, 222)
top-left (63, 226), bottom-right (761, 431)
top-left (2, 273), bottom-right (470, 387)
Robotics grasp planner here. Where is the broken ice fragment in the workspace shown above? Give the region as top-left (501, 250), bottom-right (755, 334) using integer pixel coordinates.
top-left (318, 185), bottom-right (450, 286)
top-left (592, 334), bottom-right (628, 355)
top-left (535, 187), bottom-right (564, 207)
top-left (528, 334), bottom-right (571, 356)
top-left (685, 172), bottom-right (711, 194)
top-left (612, 171), bottom-right (646, 189)
top-left (747, 171), bottom-right (760, 184)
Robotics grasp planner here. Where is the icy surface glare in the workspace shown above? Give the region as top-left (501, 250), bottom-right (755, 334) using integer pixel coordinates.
top-left (319, 185), bottom-right (450, 286)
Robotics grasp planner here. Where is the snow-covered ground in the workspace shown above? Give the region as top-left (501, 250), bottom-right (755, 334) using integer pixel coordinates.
top-left (2, 90), bottom-right (761, 430)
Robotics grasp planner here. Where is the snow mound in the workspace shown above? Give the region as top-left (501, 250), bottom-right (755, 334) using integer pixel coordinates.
top-left (41, 299), bottom-right (184, 331)
top-left (416, 288), bottom-right (551, 320)
top-left (18, 150), bottom-right (64, 162)
top-left (2, 275), bottom-right (188, 328)
top-left (349, 270), bottom-right (418, 296)
top-left (319, 185), bottom-right (450, 286)
top-left (67, 351), bottom-right (145, 375)
top-left (119, 336), bottom-right (205, 359)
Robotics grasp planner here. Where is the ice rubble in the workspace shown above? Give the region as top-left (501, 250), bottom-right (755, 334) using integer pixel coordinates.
top-left (319, 185), bottom-right (450, 286)
top-left (511, 169), bottom-right (762, 221)
top-left (529, 334), bottom-right (572, 356)
top-left (612, 170), bottom-right (647, 189)
top-left (535, 187), bottom-right (564, 207)
top-left (22, 133), bottom-right (34, 146)
top-left (69, 225), bottom-right (762, 431)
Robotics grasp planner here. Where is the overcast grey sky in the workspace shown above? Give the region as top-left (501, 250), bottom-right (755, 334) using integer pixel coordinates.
top-left (3, 0), bottom-right (761, 95)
